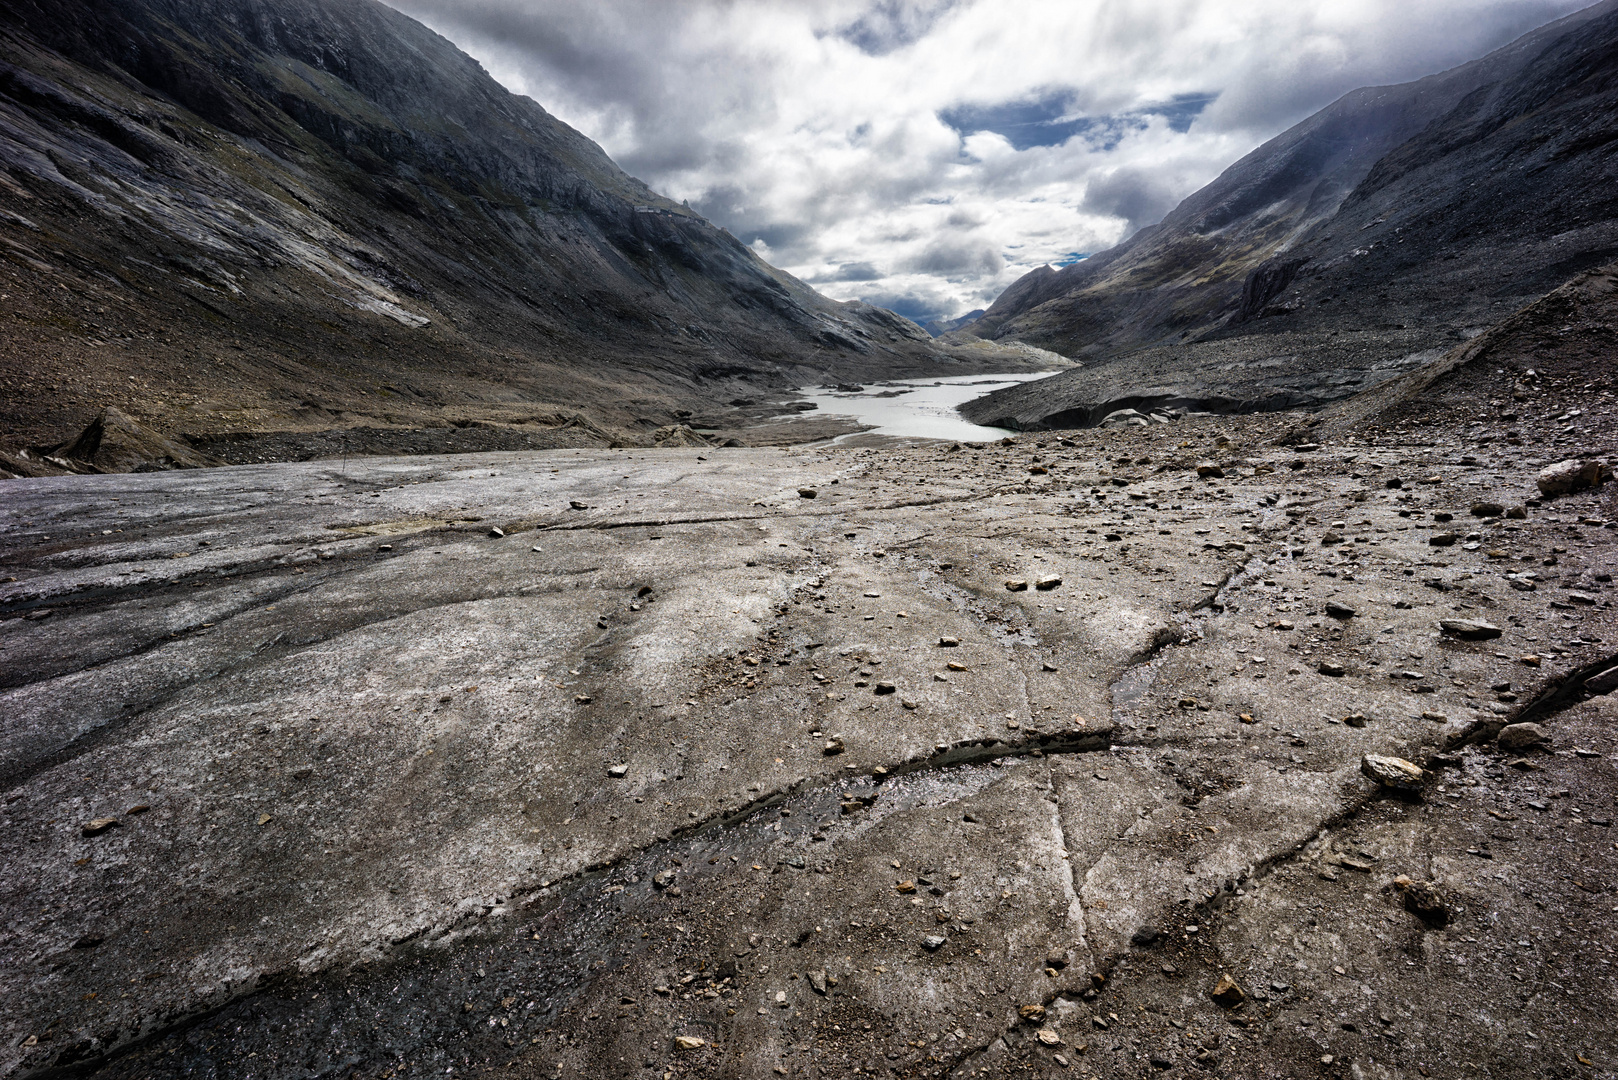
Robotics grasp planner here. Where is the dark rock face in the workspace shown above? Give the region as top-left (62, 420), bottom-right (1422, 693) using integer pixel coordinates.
top-left (44, 407), bottom-right (211, 472)
top-left (0, 0), bottom-right (953, 452)
top-left (1305, 260), bottom-right (1618, 443)
top-left (962, 0), bottom-right (1618, 430)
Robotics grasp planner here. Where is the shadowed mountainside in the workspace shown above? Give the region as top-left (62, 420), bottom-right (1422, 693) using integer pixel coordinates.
top-left (961, 0), bottom-right (1618, 430)
top-left (0, 0), bottom-right (1006, 459)
top-left (1303, 261), bottom-right (1618, 445)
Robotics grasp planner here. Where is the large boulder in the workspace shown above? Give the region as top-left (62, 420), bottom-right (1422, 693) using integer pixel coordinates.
top-left (652, 423), bottom-right (717, 447)
top-left (1536, 458), bottom-right (1605, 496)
top-left (1497, 722), bottom-right (1550, 751)
top-left (1098, 408), bottom-right (1150, 428)
top-left (44, 407), bottom-right (210, 473)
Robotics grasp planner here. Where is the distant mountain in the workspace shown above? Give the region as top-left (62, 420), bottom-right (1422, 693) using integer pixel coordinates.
top-left (962, 0), bottom-right (1618, 429)
top-left (0, 0), bottom-right (965, 452)
top-left (923, 309), bottom-right (984, 338)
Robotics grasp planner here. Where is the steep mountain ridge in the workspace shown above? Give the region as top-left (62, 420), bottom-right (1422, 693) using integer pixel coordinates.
top-left (0, 0), bottom-right (977, 456)
top-left (961, 0), bottom-right (1618, 430)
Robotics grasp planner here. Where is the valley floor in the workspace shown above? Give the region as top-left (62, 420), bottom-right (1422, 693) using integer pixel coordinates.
top-left (1, 415), bottom-right (1615, 1080)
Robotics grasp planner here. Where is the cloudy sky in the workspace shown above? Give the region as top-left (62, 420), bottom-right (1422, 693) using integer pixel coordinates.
top-left (388, 0), bottom-right (1589, 327)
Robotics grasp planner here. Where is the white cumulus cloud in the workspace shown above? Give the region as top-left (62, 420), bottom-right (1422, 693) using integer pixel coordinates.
top-left (385, 0), bottom-right (1590, 325)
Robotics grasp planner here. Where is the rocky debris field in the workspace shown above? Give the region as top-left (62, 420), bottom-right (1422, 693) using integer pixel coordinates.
top-left (1, 416), bottom-right (1615, 1080)
top-left (959, 329), bottom-right (1451, 432)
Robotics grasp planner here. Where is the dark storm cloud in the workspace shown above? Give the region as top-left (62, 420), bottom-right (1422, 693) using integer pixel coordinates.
top-left (814, 262), bottom-right (885, 283)
top-left (854, 291), bottom-right (951, 325)
top-left (836, 0), bottom-right (964, 56)
top-left (1080, 166), bottom-right (1187, 239)
top-left (903, 239), bottom-right (1003, 277)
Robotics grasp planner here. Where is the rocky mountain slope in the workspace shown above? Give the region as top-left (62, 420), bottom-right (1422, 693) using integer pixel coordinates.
top-left (1307, 261), bottom-right (1618, 445)
top-left (961, 0), bottom-right (1618, 429)
top-left (0, 0), bottom-right (990, 460)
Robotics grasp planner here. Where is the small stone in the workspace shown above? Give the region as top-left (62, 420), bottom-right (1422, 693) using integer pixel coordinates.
top-left (81, 818), bottom-right (118, 837)
top-left (1210, 973), bottom-right (1245, 1008)
top-left (1238, 713), bottom-right (1258, 724)
top-left (1196, 462), bottom-right (1224, 478)
top-left (569, 500), bottom-right (589, 510)
top-left (922, 934), bottom-right (947, 951)
top-left (938, 636), bottom-right (960, 647)
top-left (1429, 532), bottom-right (1458, 547)
top-left (1393, 875), bottom-right (1450, 927)
top-left (1344, 711), bottom-right (1368, 728)
top-left (1318, 661), bottom-right (1347, 677)
top-left (1035, 574), bottom-right (1062, 591)
top-left (1361, 753), bottom-right (1424, 791)
top-left (1439, 619), bottom-right (1502, 641)
top-left (674, 1035), bottom-right (706, 1050)
top-left (1035, 1027), bottom-right (1063, 1047)
top-left (487, 526), bottom-right (505, 538)
top-left (1536, 458), bottom-right (1603, 496)
top-left (1470, 501), bottom-right (1504, 518)
top-left (653, 869), bottom-right (677, 890)
top-left (1506, 505), bottom-right (1528, 519)
top-left (1320, 531), bottom-right (1344, 546)
top-left (874, 682), bottom-right (896, 695)
top-left (607, 764), bottom-right (629, 778)
top-left (1586, 665), bottom-right (1618, 695)
top-left (823, 738), bottom-right (845, 756)
top-left (1567, 591), bottom-right (1598, 605)
top-left (798, 488), bottom-right (818, 499)
top-left (1497, 723), bottom-right (1549, 752)
top-left (808, 970), bottom-right (828, 995)
top-left (1006, 579), bottom-right (1028, 592)
top-left (1324, 601), bottom-right (1355, 619)
top-left (1019, 1004), bottom-right (1046, 1023)
top-left (1421, 711), bottom-right (1448, 722)
top-left (895, 880), bottom-right (916, 894)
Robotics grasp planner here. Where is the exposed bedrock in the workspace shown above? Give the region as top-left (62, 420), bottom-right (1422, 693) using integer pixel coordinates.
top-left (2, 410), bottom-right (1615, 1078)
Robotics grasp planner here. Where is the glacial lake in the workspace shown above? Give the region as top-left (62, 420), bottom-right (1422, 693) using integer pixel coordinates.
top-left (791, 371), bottom-right (1057, 443)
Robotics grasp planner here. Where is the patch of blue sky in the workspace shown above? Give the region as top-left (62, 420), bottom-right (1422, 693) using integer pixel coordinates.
top-left (939, 91), bottom-right (1216, 151)
top-left (1055, 251), bottom-right (1091, 267)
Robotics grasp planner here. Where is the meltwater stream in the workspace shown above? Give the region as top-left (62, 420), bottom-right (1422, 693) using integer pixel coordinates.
top-left (793, 371), bottom-right (1056, 443)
